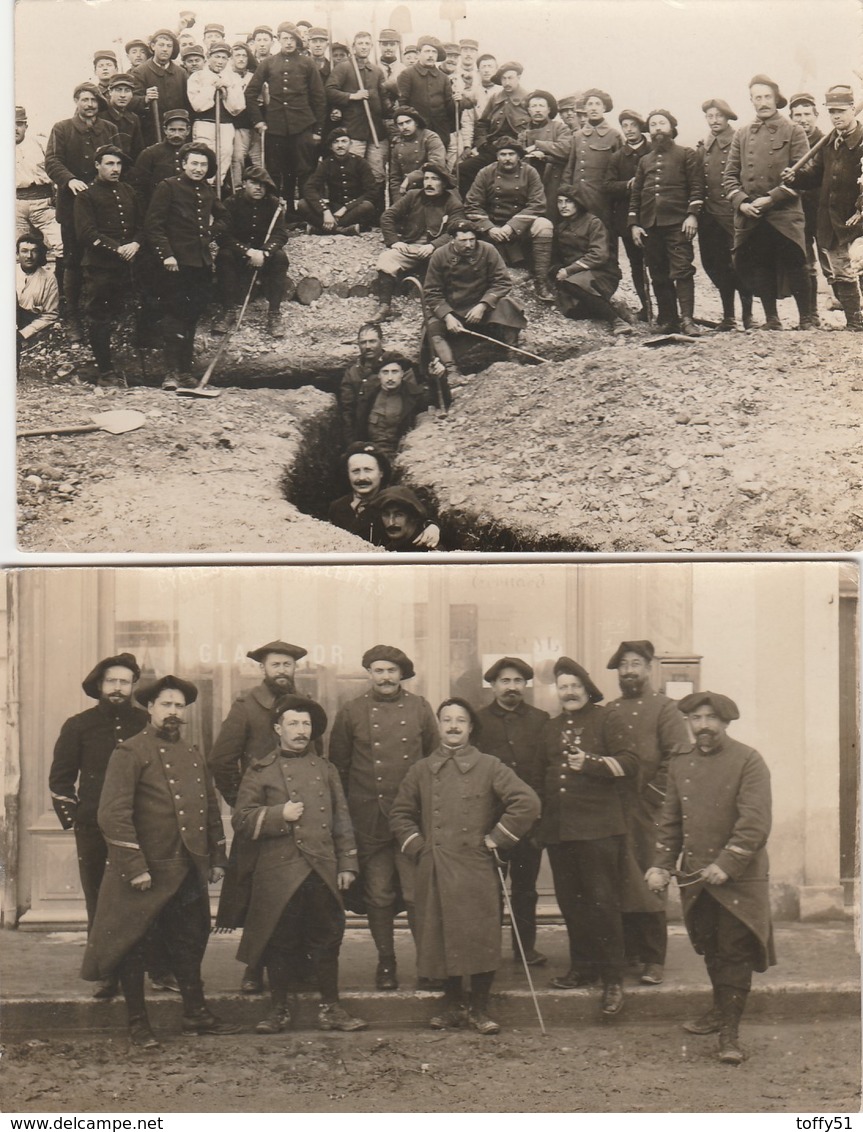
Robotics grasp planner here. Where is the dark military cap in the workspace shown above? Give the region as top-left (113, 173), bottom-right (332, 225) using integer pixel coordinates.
top-left (73, 82), bottom-right (101, 100)
top-left (331, 42), bottom-right (350, 56)
top-left (276, 21), bottom-right (301, 39)
top-left (178, 140), bottom-right (217, 177)
top-left (748, 73), bottom-right (787, 109)
top-left (553, 656), bottom-right (603, 702)
top-left (271, 693), bottom-right (328, 738)
top-left (242, 165), bottom-right (278, 191)
top-left (443, 42), bottom-right (461, 56)
top-left (252, 25), bottom-right (274, 39)
top-left (647, 108), bottom-right (678, 137)
top-left (484, 656), bottom-right (534, 684)
top-left (82, 652), bottom-right (141, 699)
top-left (606, 639), bottom-right (655, 669)
top-left (395, 104), bottom-right (427, 129)
top-left (93, 49), bottom-right (118, 66)
top-left (125, 39), bottom-right (152, 58)
top-left (557, 93), bottom-right (581, 113)
top-left (203, 23), bottom-right (226, 35)
top-left (526, 89), bottom-right (558, 118)
top-left (163, 107), bottom-right (191, 126)
top-left (459, 38), bottom-right (479, 49)
top-left (362, 644), bottom-right (416, 679)
top-left (375, 350), bottom-right (413, 372)
top-left (94, 143), bottom-right (131, 167)
top-left (181, 44), bottom-right (205, 60)
top-left (677, 690), bottom-right (740, 722)
top-left (404, 45), bottom-right (418, 55)
top-left (583, 87), bottom-right (613, 112)
top-left (417, 35), bottom-right (446, 62)
top-left (149, 29), bottom-right (181, 59)
top-left (492, 60), bottom-right (524, 84)
top-left (701, 98), bottom-right (737, 120)
top-left (308, 28), bottom-right (329, 40)
top-left (108, 73), bottom-right (135, 90)
top-left (342, 441), bottom-right (392, 483)
top-left (379, 27), bottom-right (402, 41)
top-left (247, 640), bottom-right (308, 663)
top-left (494, 135), bottom-right (526, 156)
top-left (618, 108), bottom-right (647, 131)
top-left (15, 106), bottom-right (27, 123)
top-left (368, 485), bottom-right (428, 520)
top-left (135, 674), bottom-right (198, 706)
top-left (448, 217), bottom-right (480, 235)
top-left (326, 125), bottom-right (352, 144)
top-left (825, 84), bottom-right (854, 109)
top-left (207, 41), bottom-right (232, 57)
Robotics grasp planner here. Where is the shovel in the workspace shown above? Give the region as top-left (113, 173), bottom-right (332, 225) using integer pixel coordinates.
top-left (17, 409), bottom-right (146, 439)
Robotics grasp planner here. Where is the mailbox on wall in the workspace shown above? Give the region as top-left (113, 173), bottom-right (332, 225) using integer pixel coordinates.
top-left (655, 655), bottom-right (701, 699)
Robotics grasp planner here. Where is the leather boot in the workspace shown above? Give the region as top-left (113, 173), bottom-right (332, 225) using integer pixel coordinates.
top-left (808, 275), bottom-right (821, 326)
top-left (741, 291), bottom-right (755, 329)
top-left (430, 333), bottom-right (463, 386)
top-left (682, 985), bottom-right (722, 1034)
top-left (836, 279), bottom-right (863, 331)
top-left (532, 236), bottom-right (556, 302)
top-left (371, 271), bottom-right (396, 321)
top-left (63, 267), bottom-right (83, 342)
top-left (716, 986), bottom-right (747, 1064)
top-left (366, 906), bottom-right (398, 988)
top-left (654, 280), bottom-right (678, 332)
top-left (675, 276), bottom-right (701, 336)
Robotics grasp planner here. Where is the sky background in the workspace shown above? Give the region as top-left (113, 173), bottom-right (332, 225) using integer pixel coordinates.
top-left (13, 0), bottom-right (863, 145)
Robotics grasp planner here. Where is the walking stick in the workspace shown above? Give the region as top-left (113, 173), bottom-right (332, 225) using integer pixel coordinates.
top-left (641, 258), bottom-right (654, 327)
top-left (151, 96), bottom-right (161, 142)
top-left (492, 848), bottom-right (547, 1036)
top-left (404, 274), bottom-right (449, 413)
top-left (214, 88), bottom-right (222, 198)
top-left (177, 202), bottom-right (285, 398)
top-left (458, 324), bottom-right (550, 363)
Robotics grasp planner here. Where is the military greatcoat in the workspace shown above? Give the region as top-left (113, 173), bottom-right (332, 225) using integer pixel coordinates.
top-left (389, 745), bottom-right (540, 977)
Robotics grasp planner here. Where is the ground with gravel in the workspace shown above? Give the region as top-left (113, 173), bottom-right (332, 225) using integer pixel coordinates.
top-left (15, 230), bottom-right (862, 554)
top-left (1, 1020), bottom-right (859, 1113)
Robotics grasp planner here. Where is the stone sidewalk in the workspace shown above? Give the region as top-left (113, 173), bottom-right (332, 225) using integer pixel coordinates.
top-left (1, 919), bottom-right (859, 1034)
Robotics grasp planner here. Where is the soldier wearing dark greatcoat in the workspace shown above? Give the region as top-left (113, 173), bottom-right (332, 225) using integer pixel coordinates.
top-left (234, 695), bottom-right (368, 1034)
top-left (604, 640), bottom-right (693, 987)
top-left (722, 74), bottom-right (812, 330)
top-left (45, 83), bottom-right (120, 342)
top-left (130, 108), bottom-right (191, 208)
top-left (475, 657), bottom-right (550, 967)
top-left (552, 183), bottom-right (628, 335)
top-left (647, 691), bottom-right (775, 1065)
top-left (396, 36), bottom-right (455, 151)
top-left (81, 675), bottom-right (239, 1048)
top-left (457, 60), bottom-right (530, 196)
top-left (696, 98), bottom-right (755, 330)
top-left (603, 110), bottom-right (651, 320)
top-left (390, 698), bottom-right (540, 1034)
top-left (49, 653), bottom-right (149, 999)
top-left (208, 640), bottom-right (312, 994)
top-left (74, 145), bottom-right (143, 387)
top-left (536, 658), bottom-right (637, 1018)
top-left (129, 29), bottom-right (189, 148)
top-left (388, 107), bottom-right (448, 201)
top-left (329, 646), bottom-right (438, 990)
top-left (518, 90), bottom-right (571, 223)
top-left (297, 126), bottom-right (378, 234)
top-left (562, 88), bottom-right (622, 231)
top-left (98, 74), bottom-right (144, 162)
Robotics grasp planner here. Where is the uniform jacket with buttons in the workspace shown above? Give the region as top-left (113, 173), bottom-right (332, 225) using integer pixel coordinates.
top-left (129, 59), bottom-right (190, 147)
top-left (328, 687), bottom-right (438, 846)
top-left (536, 702), bottom-right (637, 843)
top-left (562, 122), bottom-right (623, 226)
top-left (216, 193), bottom-right (289, 259)
top-left (792, 121), bottom-right (863, 250)
top-left (396, 64), bottom-right (455, 147)
top-left (604, 137), bottom-right (651, 237)
top-left (424, 239), bottom-right (516, 317)
top-left (473, 86), bottom-right (531, 153)
top-left (698, 126), bottom-right (735, 234)
top-left (379, 186), bottom-right (465, 247)
top-left (389, 744), bottom-right (540, 976)
top-left (44, 115), bottom-right (121, 224)
top-left (474, 699), bottom-right (549, 793)
top-left (98, 104), bottom-right (144, 162)
top-left (326, 58), bottom-right (392, 142)
top-left (144, 174), bottom-right (226, 267)
top-left (234, 745), bottom-right (357, 967)
top-left (340, 356), bottom-right (418, 443)
top-left (74, 180), bottom-right (144, 269)
top-left (49, 700), bottom-right (148, 828)
top-left (388, 129), bottom-right (448, 200)
top-left (130, 141), bottom-right (186, 208)
top-left (80, 724), bottom-right (226, 980)
top-left (303, 151), bottom-right (378, 213)
top-left (245, 53), bottom-right (327, 137)
top-left (654, 733), bottom-right (775, 969)
top-left (628, 141), bottom-right (703, 230)
top-left (722, 112), bottom-right (808, 251)
top-left (465, 161), bottom-right (547, 234)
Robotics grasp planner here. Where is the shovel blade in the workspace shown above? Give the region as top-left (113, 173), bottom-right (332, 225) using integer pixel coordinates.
top-left (89, 410), bottom-right (147, 434)
top-left (175, 385), bottom-right (221, 398)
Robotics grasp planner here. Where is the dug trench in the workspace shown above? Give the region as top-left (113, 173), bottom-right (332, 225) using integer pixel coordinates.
top-left (16, 231), bottom-right (863, 553)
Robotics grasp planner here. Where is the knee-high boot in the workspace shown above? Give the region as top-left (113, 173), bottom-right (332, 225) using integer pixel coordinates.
top-left (675, 275), bottom-right (701, 336)
top-left (532, 236), bottom-right (556, 302)
top-left (366, 905), bottom-right (398, 988)
top-left (716, 985), bottom-right (747, 1064)
top-left (836, 279), bottom-right (863, 330)
top-left (371, 271), bottom-right (396, 321)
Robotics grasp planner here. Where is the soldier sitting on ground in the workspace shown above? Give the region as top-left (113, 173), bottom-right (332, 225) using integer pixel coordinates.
top-left (297, 126), bottom-right (378, 235)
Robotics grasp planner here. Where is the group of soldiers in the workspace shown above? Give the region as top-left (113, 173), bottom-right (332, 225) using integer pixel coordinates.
top-left (15, 14), bottom-right (863, 401)
top-left (51, 636), bottom-right (773, 1065)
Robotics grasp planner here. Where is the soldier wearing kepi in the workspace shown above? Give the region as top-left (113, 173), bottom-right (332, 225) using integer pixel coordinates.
top-left (787, 93), bottom-right (833, 324)
top-left (208, 640), bottom-right (312, 995)
top-left (235, 695), bottom-right (367, 1035)
top-left (81, 675), bottom-right (239, 1048)
top-left (15, 106), bottom-right (63, 274)
top-left (329, 646), bottom-right (438, 990)
top-left (475, 657), bottom-right (550, 968)
top-left (629, 109), bottom-right (703, 336)
top-left (647, 692), bottom-right (775, 1065)
top-left (696, 98), bottom-right (754, 331)
top-left (602, 109), bottom-right (651, 320)
top-left (131, 108), bottom-right (191, 208)
top-left (99, 74), bottom-right (144, 162)
top-left (49, 654), bottom-right (148, 999)
top-left (604, 640), bottom-right (693, 986)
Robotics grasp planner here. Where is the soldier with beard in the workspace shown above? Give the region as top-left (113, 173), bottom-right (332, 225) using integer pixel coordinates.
top-left (604, 640), bottom-right (693, 987)
top-left (208, 640), bottom-right (313, 995)
top-left (475, 657), bottom-right (550, 967)
top-left (82, 676), bottom-right (238, 1048)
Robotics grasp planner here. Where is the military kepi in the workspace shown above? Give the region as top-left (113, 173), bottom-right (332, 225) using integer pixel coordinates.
top-left (247, 640), bottom-right (308, 663)
top-left (677, 690), bottom-right (740, 722)
top-left (361, 644), bottom-right (415, 679)
top-left (82, 652), bottom-right (141, 699)
top-left (271, 693), bottom-right (328, 737)
top-left (606, 639), bottom-right (655, 669)
top-left (484, 655), bottom-right (534, 683)
top-left (135, 674), bottom-right (198, 706)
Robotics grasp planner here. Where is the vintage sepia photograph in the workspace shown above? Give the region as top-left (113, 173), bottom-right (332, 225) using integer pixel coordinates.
top-left (0, 561), bottom-right (859, 1113)
top-left (12, 0), bottom-right (863, 555)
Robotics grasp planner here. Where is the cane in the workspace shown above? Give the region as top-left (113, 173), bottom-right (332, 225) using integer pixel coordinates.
top-left (458, 324), bottom-right (549, 364)
top-left (492, 847), bottom-right (547, 1036)
top-left (214, 88), bottom-right (222, 199)
top-left (404, 273), bottom-right (449, 413)
top-left (151, 96), bottom-right (162, 143)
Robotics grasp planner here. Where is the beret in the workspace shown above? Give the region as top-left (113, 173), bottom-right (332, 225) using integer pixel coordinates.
top-left (606, 639), bottom-right (655, 669)
top-left (242, 165), bottom-right (277, 190)
top-left (677, 690), bottom-right (740, 722)
top-left (647, 107), bottom-right (678, 134)
top-left (395, 104), bottom-right (427, 128)
top-left (178, 141), bottom-right (217, 177)
top-left (362, 645), bottom-right (415, 679)
top-left (618, 108), bottom-right (647, 131)
top-left (327, 125), bottom-right (352, 144)
top-left (271, 694), bottom-right (328, 738)
top-left (701, 98), bottom-right (737, 120)
top-left (526, 89), bottom-right (558, 118)
top-left (583, 87), bottom-right (613, 112)
top-left (417, 35), bottom-right (446, 61)
top-left (484, 655), bottom-right (534, 683)
top-left (748, 73), bottom-right (787, 110)
top-left (494, 134), bottom-right (526, 155)
top-left (247, 640), bottom-right (308, 663)
top-left (491, 60), bottom-right (524, 84)
top-left (552, 657), bottom-right (603, 702)
top-left (557, 182), bottom-right (593, 210)
top-left (276, 22), bottom-right (300, 38)
top-left (149, 29), bottom-right (180, 59)
top-left (73, 82), bottom-right (101, 100)
top-left (82, 652), bottom-right (141, 699)
top-left (135, 674), bottom-right (198, 706)
top-left (342, 441), bottom-right (392, 481)
top-left (124, 39), bottom-right (152, 56)
top-left (420, 160), bottom-right (455, 188)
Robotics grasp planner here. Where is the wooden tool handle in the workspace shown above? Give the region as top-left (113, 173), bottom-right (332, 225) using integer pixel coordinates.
top-left (17, 424), bottom-right (97, 438)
